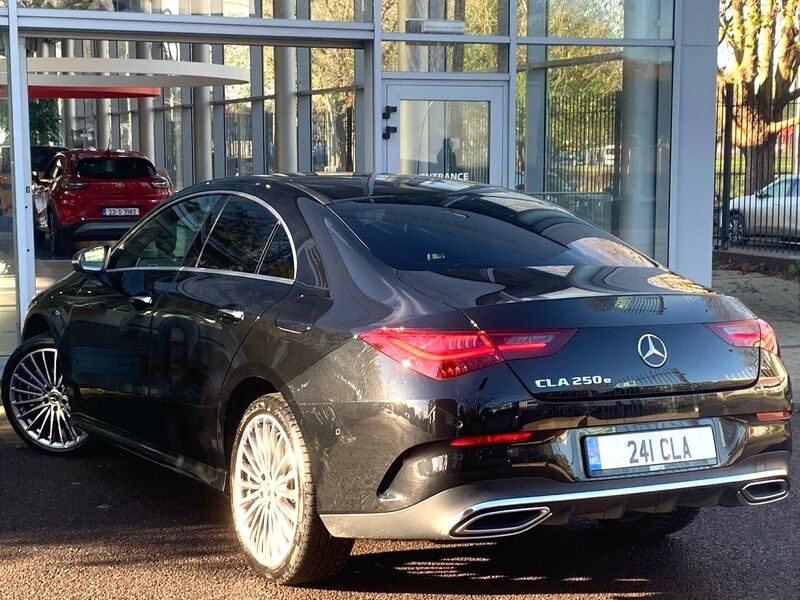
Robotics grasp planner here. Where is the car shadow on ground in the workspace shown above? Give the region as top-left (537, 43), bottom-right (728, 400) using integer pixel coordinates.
top-left (0, 441), bottom-right (793, 599)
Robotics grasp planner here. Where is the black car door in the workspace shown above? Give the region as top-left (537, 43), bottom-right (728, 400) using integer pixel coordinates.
top-left (66, 194), bottom-right (221, 440)
top-left (146, 192), bottom-right (295, 466)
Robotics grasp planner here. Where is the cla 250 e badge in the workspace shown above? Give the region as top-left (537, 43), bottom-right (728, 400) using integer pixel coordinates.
top-left (534, 375), bottom-right (613, 389)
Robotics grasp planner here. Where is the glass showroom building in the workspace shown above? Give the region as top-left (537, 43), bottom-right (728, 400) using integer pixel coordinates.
top-left (0, 1), bottom-right (718, 357)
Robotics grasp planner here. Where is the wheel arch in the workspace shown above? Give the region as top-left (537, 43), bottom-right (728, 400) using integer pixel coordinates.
top-left (22, 313), bottom-right (52, 340)
top-left (220, 375), bottom-right (280, 470)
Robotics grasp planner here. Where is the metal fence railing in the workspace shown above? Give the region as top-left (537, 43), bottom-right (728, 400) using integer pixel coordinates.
top-left (714, 83), bottom-right (800, 254)
top-left (540, 92), bottom-right (620, 233)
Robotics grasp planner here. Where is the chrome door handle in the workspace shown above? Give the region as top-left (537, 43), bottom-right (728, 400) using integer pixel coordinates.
top-left (217, 308), bottom-right (245, 324)
top-left (129, 294), bottom-right (153, 309)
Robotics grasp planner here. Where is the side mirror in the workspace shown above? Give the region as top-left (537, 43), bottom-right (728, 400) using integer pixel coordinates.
top-left (72, 244), bottom-right (109, 274)
top-left (756, 190), bottom-right (771, 198)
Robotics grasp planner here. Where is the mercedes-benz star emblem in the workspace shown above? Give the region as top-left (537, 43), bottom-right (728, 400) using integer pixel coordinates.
top-left (637, 334), bottom-right (668, 368)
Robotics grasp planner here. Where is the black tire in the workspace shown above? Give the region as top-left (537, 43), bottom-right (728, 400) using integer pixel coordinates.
top-left (602, 507), bottom-right (701, 539)
top-left (728, 213), bottom-right (748, 246)
top-left (229, 393), bottom-right (353, 585)
top-left (47, 210), bottom-right (70, 257)
top-left (1, 334), bottom-right (91, 454)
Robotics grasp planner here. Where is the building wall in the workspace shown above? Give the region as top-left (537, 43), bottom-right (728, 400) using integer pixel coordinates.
top-left (1, 0), bottom-right (720, 353)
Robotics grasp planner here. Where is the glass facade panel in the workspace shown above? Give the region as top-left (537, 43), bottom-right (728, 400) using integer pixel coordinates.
top-left (0, 28), bottom-right (18, 356)
top-left (311, 92), bottom-right (354, 173)
top-left (382, 0), bottom-right (507, 35)
top-left (516, 44), bottom-right (672, 261)
top-left (163, 87), bottom-right (184, 190)
top-left (225, 102), bottom-right (254, 176)
top-left (27, 0), bottom-right (371, 20)
top-left (264, 99), bottom-right (276, 173)
top-left (397, 99), bottom-right (490, 183)
top-left (383, 42), bottom-right (507, 72)
top-left (310, 48), bottom-right (356, 173)
top-left (519, 0), bottom-right (673, 39)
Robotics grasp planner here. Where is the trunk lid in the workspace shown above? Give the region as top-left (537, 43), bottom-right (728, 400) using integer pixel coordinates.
top-left (399, 266), bottom-right (761, 398)
top-left (84, 178), bottom-right (158, 201)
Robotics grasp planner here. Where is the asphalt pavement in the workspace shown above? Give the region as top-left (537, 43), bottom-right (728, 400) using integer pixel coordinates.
top-left (1, 269), bottom-right (798, 600)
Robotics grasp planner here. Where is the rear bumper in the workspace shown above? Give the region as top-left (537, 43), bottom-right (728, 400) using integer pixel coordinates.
top-left (320, 451), bottom-right (791, 540)
top-left (62, 219), bottom-right (139, 240)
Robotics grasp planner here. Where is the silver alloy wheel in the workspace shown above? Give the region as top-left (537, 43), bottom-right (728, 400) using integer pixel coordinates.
top-left (232, 413), bottom-right (300, 568)
top-left (7, 347), bottom-right (87, 449)
top-left (729, 214), bottom-right (744, 245)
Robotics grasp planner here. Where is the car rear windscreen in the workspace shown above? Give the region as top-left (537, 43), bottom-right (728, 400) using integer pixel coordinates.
top-left (331, 192), bottom-right (656, 270)
top-left (75, 158), bottom-right (156, 179)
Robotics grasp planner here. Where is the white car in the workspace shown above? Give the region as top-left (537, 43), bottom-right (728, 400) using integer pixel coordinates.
top-left (728, 175), bottom-right (800, 245)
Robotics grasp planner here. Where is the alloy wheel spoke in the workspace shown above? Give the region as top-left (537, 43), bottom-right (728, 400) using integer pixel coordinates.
top-left (11, 386), bottom-right (45, 397)
top-left (272, 446), bottom-right (293, 479)
top-left (12, 372), bottom-right (45, 395)
top-left (238, 488), bottom-right (262, 506)
top-left (243, 495), bottom-right (263, 527)
top-left (24, 405), bottom-right (50, 432)
top-left (274, 483), bottom-right (298, 503)
top-left (242, 435), bottom-right (265, 478)
top-left (37, 351), bottom-right (53, 387)
top-left (55, 409), bottom-right (65, 444)
top-left (17, 400), bottom-right (49, 420)
top-left (25, 356), bottom-right (51, 390)
top-left (11, 395), bottom-right (47, 405)
top-left (273, 497), bottom-right (297, 526)
top-left (47, 408), bottom-right (55, 441)
top-left (239, 457), bottom-right (262, 484)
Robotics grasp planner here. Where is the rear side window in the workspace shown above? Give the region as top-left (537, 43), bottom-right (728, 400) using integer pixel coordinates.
top-left (109, 195), bottom-right (219, 269)
top-left (75, 158), bottom-right (156, 179)
top-left (331, 193), bottom-right (654, 270)
top-left (259, 225), bottom-right (294, 279)
top-left (198, 197), bottom-right (278, 273)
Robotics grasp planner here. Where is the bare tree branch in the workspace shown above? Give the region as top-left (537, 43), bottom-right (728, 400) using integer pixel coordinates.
top-left (767, 114), bottom-right (800, 133)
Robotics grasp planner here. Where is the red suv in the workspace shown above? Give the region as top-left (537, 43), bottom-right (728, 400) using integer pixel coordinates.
top-left (33, 149), bottom-right (171, 255)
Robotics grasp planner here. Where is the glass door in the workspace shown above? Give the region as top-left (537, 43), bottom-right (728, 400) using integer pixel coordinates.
top-left (383, 83), bottom-right (506, 186)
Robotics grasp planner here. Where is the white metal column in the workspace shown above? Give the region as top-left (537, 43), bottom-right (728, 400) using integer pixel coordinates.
top-left (8, 6), bottom-right (35, 332)
top-left (668, 0), bottom-right (717, 285)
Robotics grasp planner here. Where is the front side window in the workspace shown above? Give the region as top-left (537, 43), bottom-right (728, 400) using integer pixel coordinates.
top-left (48, 158), bottom-right (63, 180)
top-left (198, 197), bottom-right (279, 273)
top-left (109, 195), bottom-right (220, 269)
top-left (761, 179), bottom-right (791, 199)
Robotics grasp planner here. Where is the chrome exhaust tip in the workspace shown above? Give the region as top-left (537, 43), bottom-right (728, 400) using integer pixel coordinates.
top-left (738, 479), bottom-right (789, 505)
top-left (451, 505), bottom-right (552, 538)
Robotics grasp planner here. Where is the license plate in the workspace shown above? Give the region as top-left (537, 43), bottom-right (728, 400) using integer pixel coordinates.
top-left (102, 207), bottom-right (139, 217)
top-left (584, 426), bottom-right (717, 476)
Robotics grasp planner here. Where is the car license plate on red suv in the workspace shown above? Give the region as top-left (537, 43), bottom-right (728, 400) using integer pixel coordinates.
top-left (102, 207), bottom-right (139, 217)
top-left (584, 426), bottom-right (718, 476)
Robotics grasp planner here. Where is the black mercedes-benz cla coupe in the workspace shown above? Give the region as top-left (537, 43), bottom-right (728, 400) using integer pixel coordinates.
top-left (3, 174), bottom-right (793, 584)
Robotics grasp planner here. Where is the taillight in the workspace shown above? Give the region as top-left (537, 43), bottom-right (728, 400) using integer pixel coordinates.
top-left (358, 327), bottom-right (575, 379)
top-left (450, 432), bottom-right (533, 446)
top-left (706, 319), bottom-right (780, 355)
top-left (756, 410), bottom-right (792, 422)
top-left (488, 329), bottom-right (576, 360)
top-left (358, 329), bottom-right (501, 379)
top-left (150, 177), bottom-right (170, 189)
top-left (59, 177), bottom-right (88, 190)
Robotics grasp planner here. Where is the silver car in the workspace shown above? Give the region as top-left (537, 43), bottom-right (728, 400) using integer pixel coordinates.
top-left (728, 175), bottom-right (800, 244)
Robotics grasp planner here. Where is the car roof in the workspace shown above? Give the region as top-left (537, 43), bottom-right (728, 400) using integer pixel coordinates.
top-left (209, 173), bottom-right (505, 204)
top-left (62, 149), bottom-right (149, 161)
